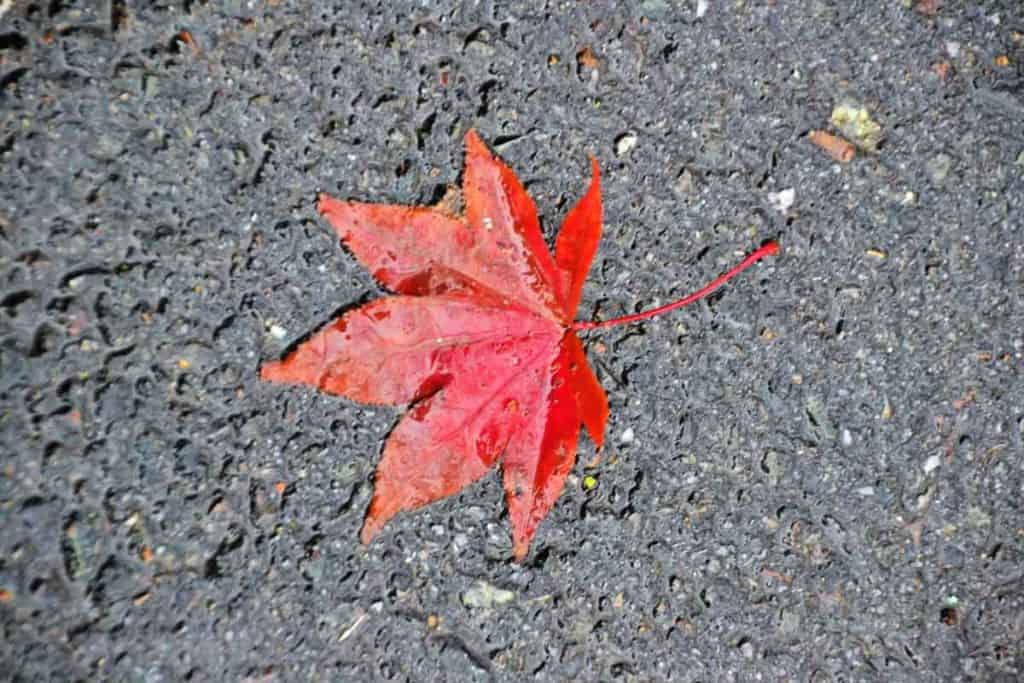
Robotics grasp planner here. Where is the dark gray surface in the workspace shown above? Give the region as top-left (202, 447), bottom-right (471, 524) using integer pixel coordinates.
top-left (2, 1), bottom-right (1023, 680)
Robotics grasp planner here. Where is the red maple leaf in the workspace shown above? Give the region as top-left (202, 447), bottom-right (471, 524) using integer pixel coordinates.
top-left (261, 130), bottom-right (778, 560)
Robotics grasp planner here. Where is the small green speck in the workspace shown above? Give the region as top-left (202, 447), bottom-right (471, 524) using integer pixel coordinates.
top-left (583, 475), bottom-right (598, 490)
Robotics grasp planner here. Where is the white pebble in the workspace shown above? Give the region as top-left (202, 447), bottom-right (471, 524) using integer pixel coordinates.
top-left (768, 188), bottom-right (795, 214)
top-left (619, 427), bottom-right (635, 445)
top-left (615, 133), bottom-right (638, 156)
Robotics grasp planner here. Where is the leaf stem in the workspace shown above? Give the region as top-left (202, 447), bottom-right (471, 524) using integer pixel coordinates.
top-left (572, 241), bottom-right (780, 332)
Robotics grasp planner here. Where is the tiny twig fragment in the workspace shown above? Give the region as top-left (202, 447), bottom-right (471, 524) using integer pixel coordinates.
top-left (177, 30), bottom-right (200, 56)
top-left (808, 130), bottom-right (855, 163)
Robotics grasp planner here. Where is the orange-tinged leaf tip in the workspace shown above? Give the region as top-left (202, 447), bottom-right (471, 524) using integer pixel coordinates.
top-left (464, 129), bottom-right (494, 163)
top-left (259, 361), bottom-right (285, 382)
top-left (360, 507), bottom-right (389, 545)
top-left (317, 192), bottom-right (341, 216)
top-left (513, 538), bottom-right (529, 562)
top-left (360, 490), bottom-right (401, 546)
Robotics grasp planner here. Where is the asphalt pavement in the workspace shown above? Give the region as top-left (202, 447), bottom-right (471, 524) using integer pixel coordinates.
top-left (2, 1), bottom-right (1022, 680)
